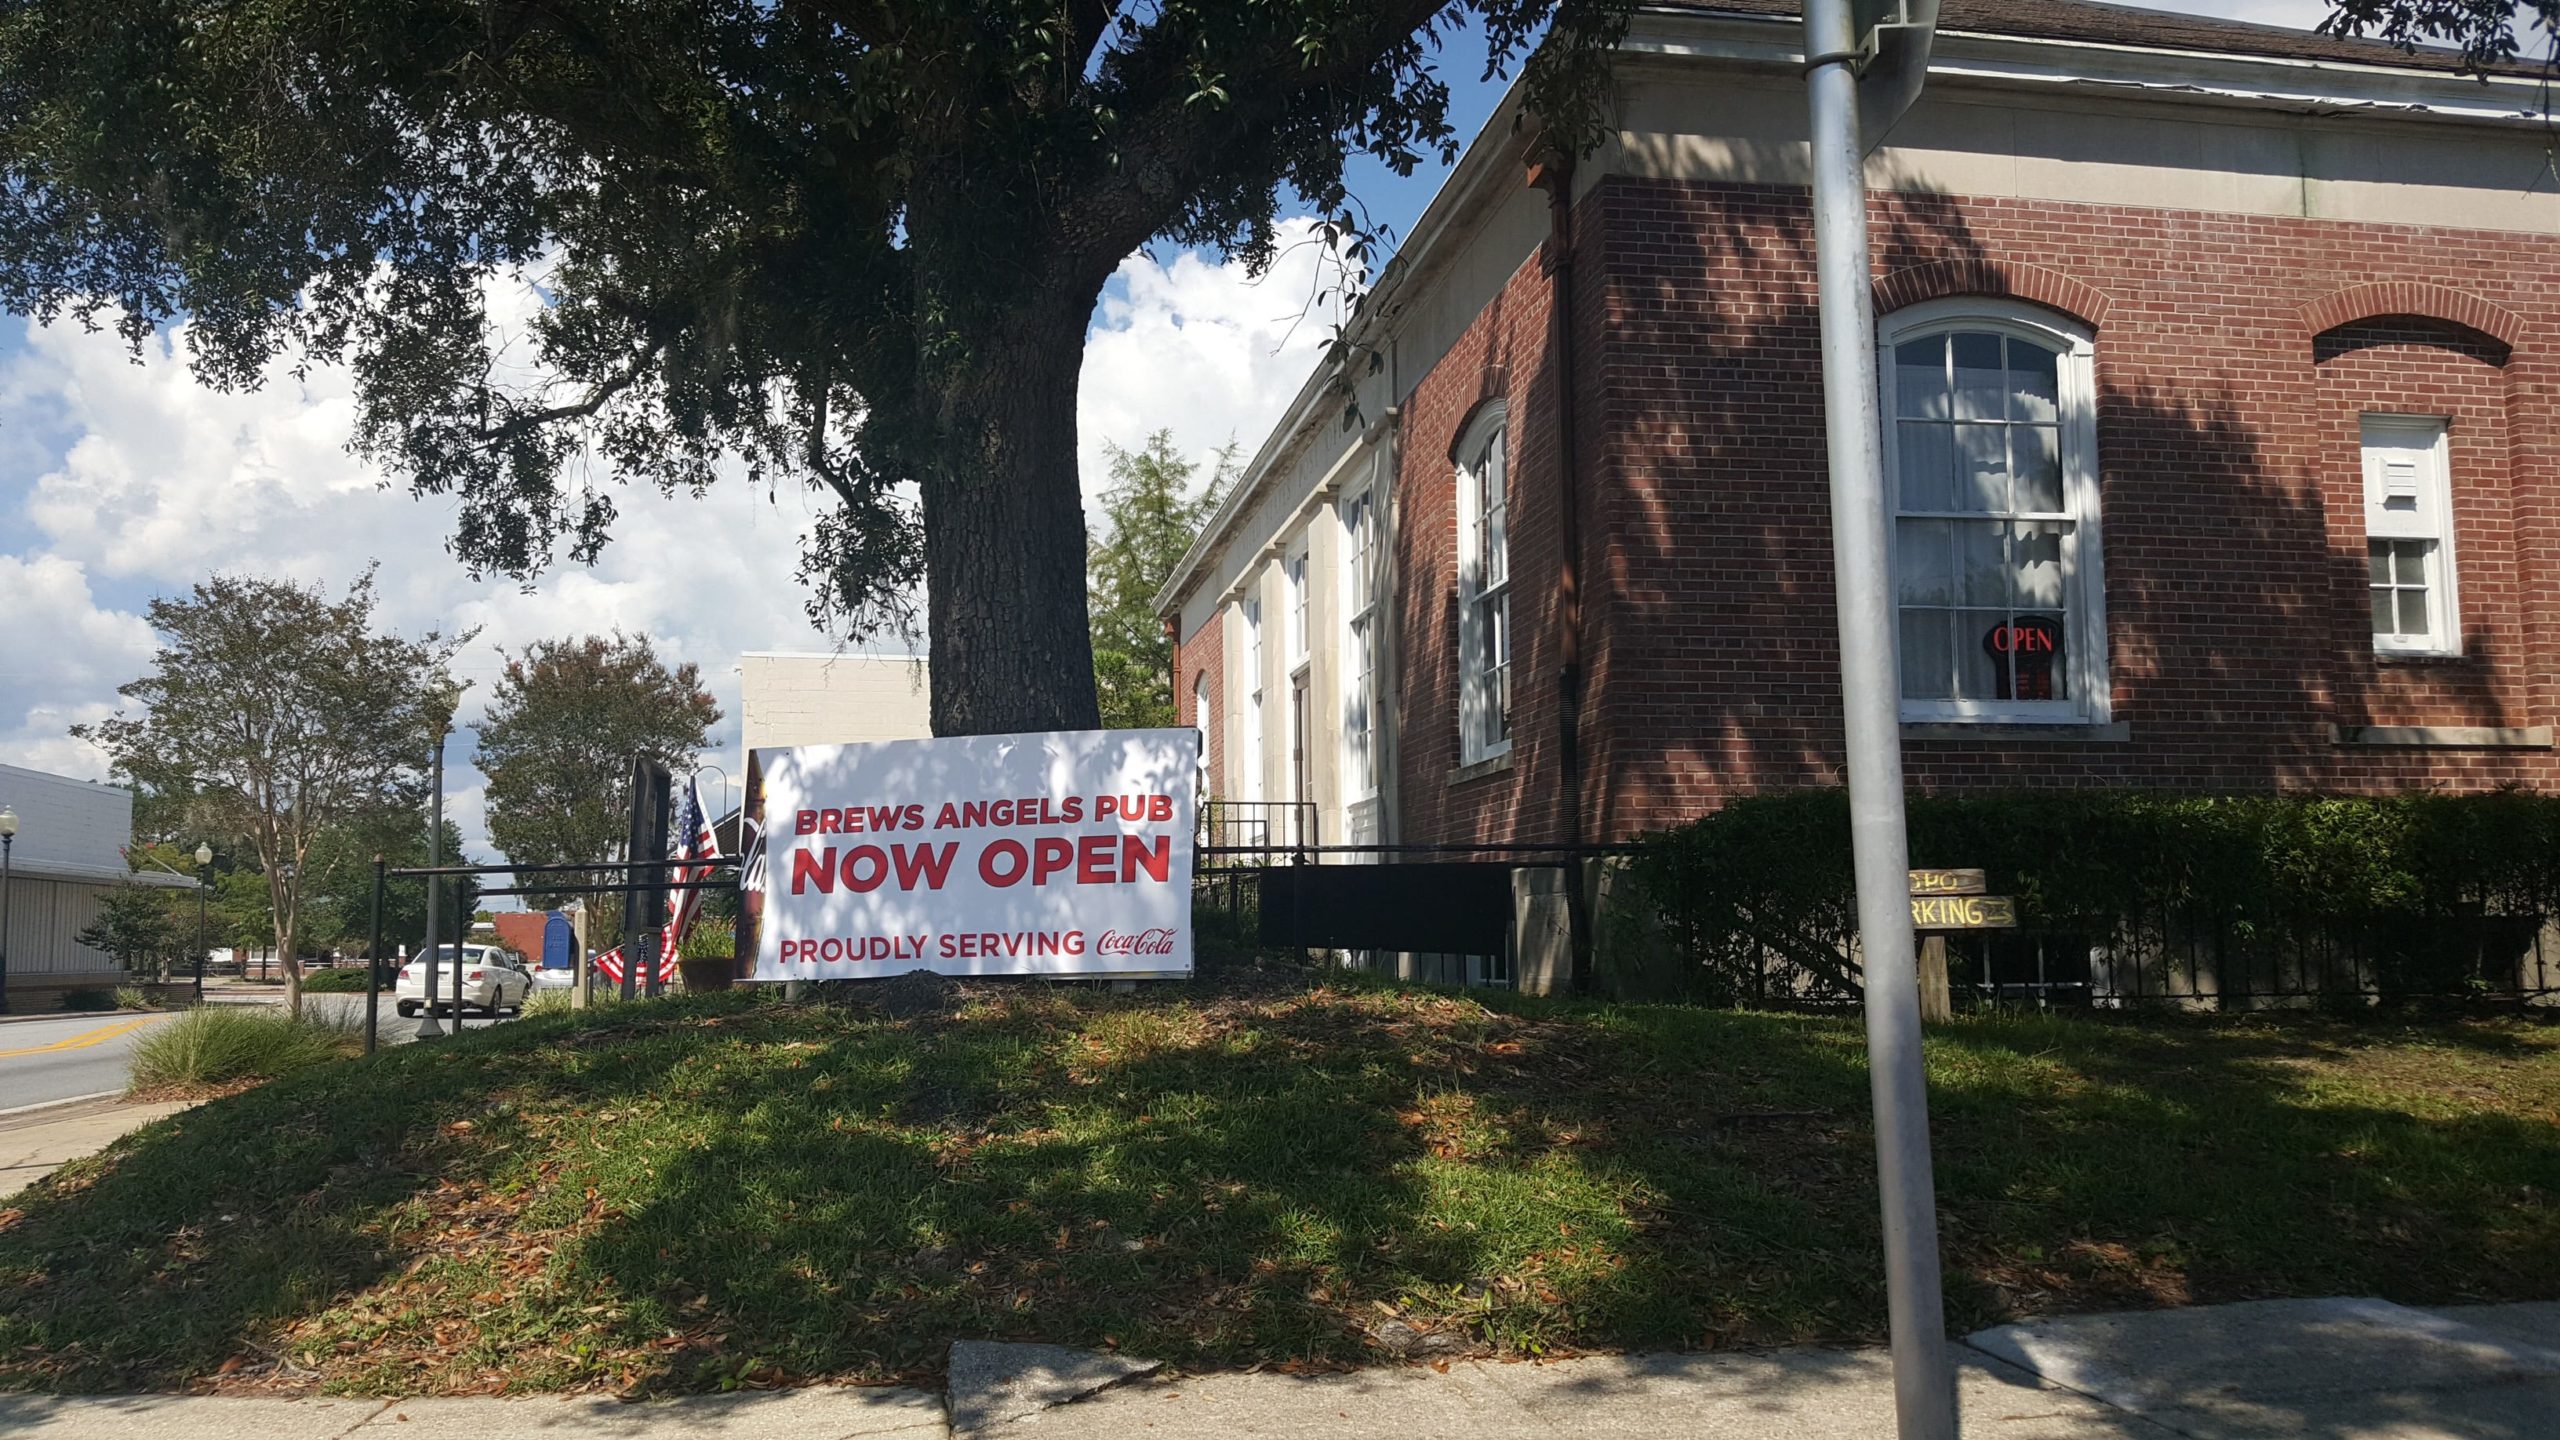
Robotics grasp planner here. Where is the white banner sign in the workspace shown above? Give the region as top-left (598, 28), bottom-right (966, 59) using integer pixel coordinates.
top-left (750, 728), bottom-right (1198, 980)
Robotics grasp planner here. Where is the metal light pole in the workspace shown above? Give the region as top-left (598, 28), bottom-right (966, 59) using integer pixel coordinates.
top-left (419, 725), bottom-right (448, 1039)
top-left (194, 841), bottom-right (214, 1003)
top-left (1803, 4), bottom-right (1954, 1438)
top-left (364, 854), bottom-right (386, 1054)
top-left (0, 805), bottom-right (18, 1016)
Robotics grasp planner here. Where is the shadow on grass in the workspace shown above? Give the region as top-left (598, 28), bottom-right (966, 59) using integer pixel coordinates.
top-left (0, 981), bottom-right (2553, 1400)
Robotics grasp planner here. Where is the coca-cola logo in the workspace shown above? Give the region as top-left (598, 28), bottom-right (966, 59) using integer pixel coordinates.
top-left (1097, 927), bottom-right (1177, 956)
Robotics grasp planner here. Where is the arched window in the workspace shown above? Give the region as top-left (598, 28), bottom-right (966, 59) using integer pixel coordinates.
top-left (1455, 404), bottom-right (1512, 762)
top-left (1880, 300), bottom-right (2107, 723)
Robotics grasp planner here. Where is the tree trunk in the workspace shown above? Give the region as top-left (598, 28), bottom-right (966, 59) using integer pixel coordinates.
top-left (920, 288), bottom-right (1105, 736)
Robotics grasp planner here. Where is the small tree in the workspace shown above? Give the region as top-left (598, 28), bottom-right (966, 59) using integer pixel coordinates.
top-left (1089, 433), bottom-right (1234, 730)
top-left (74, 884), bottom-right (188, 983)
top-left (75, 571), bottom-right (466, 1017)
top-left (474, 632), bottom-right (721, 937)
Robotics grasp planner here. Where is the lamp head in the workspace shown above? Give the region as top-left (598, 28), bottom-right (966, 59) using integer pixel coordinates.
top-left (195, 841), bottom-right (214, 867)
top-left (0, 806), bottom-right (17, 839)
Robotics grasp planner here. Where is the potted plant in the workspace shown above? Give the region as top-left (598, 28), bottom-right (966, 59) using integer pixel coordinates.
top-left (675, 918), bottom-right (737, 992)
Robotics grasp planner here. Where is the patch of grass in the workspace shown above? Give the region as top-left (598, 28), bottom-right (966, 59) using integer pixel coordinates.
top-left (124, 1006), bottom-right (363, 1093)
top-left (1, 979), bottom-right (2553, 1399)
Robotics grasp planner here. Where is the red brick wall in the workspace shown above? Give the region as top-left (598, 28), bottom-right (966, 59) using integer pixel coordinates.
top-left (1384, 190), bottom-right (1612, 849)
top-left (1388, 175), bottom-right (2560, 843)
top-left (1176, 617), bottom-right (1222, 796)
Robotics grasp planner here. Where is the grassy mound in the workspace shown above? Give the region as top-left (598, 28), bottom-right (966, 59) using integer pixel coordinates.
top-left (126, 1006), bottom-right (362, 1092)
top-left (4, 979), bottom-right (2555, 1398)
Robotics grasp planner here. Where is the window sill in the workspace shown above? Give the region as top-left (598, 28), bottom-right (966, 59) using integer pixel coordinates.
top-left (2331, 724), bottom-right (2552, 749)
top-left (1447, 752), bottom-right (1515, 787)
top-left (1902, 721), bottom-right (2130, 743)
top-left (2373, 650), bottom-right (2470, 666)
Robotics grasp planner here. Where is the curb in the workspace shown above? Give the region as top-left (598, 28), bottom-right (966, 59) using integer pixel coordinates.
top-left (0, 1090), bottom-right (123, 1120)
top-left (0, 1009), bottom-right (127, 1026)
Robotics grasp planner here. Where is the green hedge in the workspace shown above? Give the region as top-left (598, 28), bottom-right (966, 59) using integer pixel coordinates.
top-left (299, 967), bottom-right (380, 993)
top-left (1626, 788), bottom-right (2560, 1007)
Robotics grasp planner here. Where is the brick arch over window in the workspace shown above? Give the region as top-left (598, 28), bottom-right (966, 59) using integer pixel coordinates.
top-left (2300, 282), bottom-right (2523, 355)
top-left (1872, 260), bottom-right (2112, 332)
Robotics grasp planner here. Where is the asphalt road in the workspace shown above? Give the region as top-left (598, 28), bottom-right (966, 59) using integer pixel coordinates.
top-left (0, 993), bottom-right (520, 1112)
top-left (0, 1013), bottom-right (174, 1111)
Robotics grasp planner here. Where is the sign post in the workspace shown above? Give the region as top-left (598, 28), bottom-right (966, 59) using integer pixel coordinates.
top-left (1807, 3), bottom-right (1951, 1437)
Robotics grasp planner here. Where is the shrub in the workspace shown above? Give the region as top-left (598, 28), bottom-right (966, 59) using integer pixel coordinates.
top-left (112, 986), bottom-right (154, 1011)
top-left (56, 988), bottom-right (117, 1012)
top-left (127, 1006), bottom-right (361, 1092)
top-left (298, 966), bottom-right (378, 993)
top-left (1627, 787), bottom-right (2560, 1007)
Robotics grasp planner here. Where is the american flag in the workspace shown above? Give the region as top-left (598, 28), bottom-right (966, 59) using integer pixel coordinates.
top-left (595, 775), bottom-right (722, 986)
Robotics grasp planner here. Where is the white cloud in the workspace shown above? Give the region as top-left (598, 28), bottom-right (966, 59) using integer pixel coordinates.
top-left (0, 552), bottom-right (155, 781)
top-left (0, 295), bottom-right (845, 857)
top-left (1077, 219), bottom-right (1354, 507)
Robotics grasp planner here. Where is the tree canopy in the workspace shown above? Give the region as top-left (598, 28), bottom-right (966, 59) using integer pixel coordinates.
top-left (1089, 432), bottom-right (1233, 730)
top-left (0, 0), bottom-right (1629, 735)
top-left (474, 631), bottom-right (720, 938)
top-left (72, 571), bottom-right (466, 1014)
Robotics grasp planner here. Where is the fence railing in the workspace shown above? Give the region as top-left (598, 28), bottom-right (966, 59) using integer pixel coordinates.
top-left (1199, 800), bottom-right (1319, 866)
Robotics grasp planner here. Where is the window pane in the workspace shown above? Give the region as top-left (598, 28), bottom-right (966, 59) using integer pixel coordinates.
top-left (1900, 609), bottom-right (1955, 699)
top-left (2007, 338), bottom-right (2061, 424)
top-left (1895, 338), bottom-right (1947, 419)
top-left (2368, 541), bottom-right (2392, 586)
top-left (2015, 425), bottom-right (2063, 514)
top-left (1897, 422), bottom-right (1955, 510)
top-left (2397, 585), bottom-right (2430, 637)
top-left (1955, 424), bottom-right (2008, 511)
top-left (1953, 333), bottom-right (2005, 420)
top-left (2011, 521), bottom-right (2067, 608)
top-left (1956, 521), bottom-right (2006, 606)
top-left (2371, 588), bottom-right (2396, 635)
top-left (1953, 609), bottom-right (2008, 699)
top-left (1897, 519), bottom-right (1953, 604)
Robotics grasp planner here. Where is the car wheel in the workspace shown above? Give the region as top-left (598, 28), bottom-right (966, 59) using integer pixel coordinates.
top-left (396, 1001), bottom-right (418, 1018)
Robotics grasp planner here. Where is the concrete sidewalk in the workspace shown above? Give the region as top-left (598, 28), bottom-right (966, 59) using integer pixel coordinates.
top-left (0, 1095), bottom-right (193, 1200)
top-left (0, 1298), bottom-right (2551, 1438)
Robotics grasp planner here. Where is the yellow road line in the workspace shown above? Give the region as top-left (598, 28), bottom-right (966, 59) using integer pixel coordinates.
top-left (0, 1015), bottom-right (165, 1060)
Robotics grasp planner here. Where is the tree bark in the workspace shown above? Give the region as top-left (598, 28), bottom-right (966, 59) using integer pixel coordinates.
top-left (920, 285), bottom-right (1106, 736)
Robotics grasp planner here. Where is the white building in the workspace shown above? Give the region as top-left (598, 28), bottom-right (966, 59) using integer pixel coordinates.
top-left (738, 652), bottom-right (934, 760)
top-left (0, 762), bottom-right (194, 1007)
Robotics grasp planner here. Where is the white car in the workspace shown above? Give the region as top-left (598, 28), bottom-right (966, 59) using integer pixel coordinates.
top-left (394, 944), bottom-right (534, 1018)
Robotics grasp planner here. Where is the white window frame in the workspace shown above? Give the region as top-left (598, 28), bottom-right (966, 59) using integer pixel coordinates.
top-left (1284, 543), bottom-right (1310, 668)
top-left (1339, 482), bottom-right (1379, 802)
top-left (1239, 592), bottom-right (1265, 802)
top-left (2361, 414), bottom-right (2459, 657)
top-left (1455, 405), bottom-right (1513, 764)
top-left (1192, 669), bottom-right (1211, 796)
top-left (1880, 299), bottom-right (2108, 725)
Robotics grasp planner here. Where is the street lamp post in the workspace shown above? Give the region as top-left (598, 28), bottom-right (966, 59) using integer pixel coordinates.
top-left (194, 841), bottom-right (214, 1003)
top-left (0, 805), bottom-right (17, 1016)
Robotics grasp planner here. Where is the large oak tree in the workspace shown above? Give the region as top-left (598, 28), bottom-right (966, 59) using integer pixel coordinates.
top-left (0, 3), bottom-right (2529, 736)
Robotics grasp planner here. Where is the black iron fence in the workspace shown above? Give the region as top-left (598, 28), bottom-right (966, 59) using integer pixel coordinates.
top-left (1672, 914), bottom-right (2560, 1013)
top-left (1200, 799), bottom-right (1319, 864)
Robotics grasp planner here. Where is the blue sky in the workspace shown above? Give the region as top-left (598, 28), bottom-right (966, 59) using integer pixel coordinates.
top-left (0, 0), bottom-right (2448, 862)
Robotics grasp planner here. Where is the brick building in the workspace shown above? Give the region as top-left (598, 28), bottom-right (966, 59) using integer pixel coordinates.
top-left (1155, 0), bottom-right (2559, 861)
